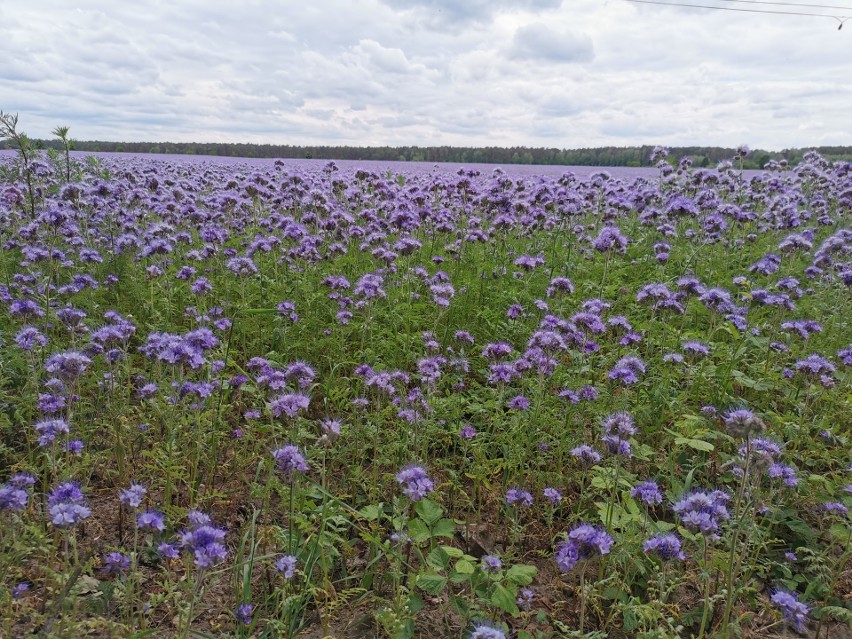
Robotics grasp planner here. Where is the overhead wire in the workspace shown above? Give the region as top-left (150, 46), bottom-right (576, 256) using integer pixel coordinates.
top-left (620, 0), bottom-right (851, 27)
top-left (714, 0), bottom-right (852, 9)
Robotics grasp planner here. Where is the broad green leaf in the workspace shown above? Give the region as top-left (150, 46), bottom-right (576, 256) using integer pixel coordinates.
top-left (454, 559), bottom-right (475, 575)
top-left (415, 498), bottom-right (444, 526)
top-left (490, 583), bottom-right (520, 616)
top-left (427, 546), bottom-right (451, 570)
top-left (506, 564), bottom-right (537, 586)
top-left (674, 436), bottom-right (715, 452)
top-left (407, 519), bottom-right (431, 543)
top-left (416, 573), bottom-right (447, 595)
top-left (432, 518), bottom-right (456, 538)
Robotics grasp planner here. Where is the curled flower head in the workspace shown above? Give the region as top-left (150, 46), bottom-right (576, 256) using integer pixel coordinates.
top-left (723, 408), bottom-right (765, 439)
top-left (234, 603), bottom-right (254, 626)
top-left (469, 622), bottom-right (506, 639)
top-left (272, 445), bottom-right (309, 477)
top-left (179, 517), bottom-right (228, 569)
top-left (275, 554), bottom-right (298, 579)
top-left (505, 487), bottom-right (533, 507)
top-left (119, 483), bottom-right (147, 508)
top-left (555, 523), bottom-right (614, 572)
top-left (672, 489), bottom-right (730, 539)
top-left (770, 590), bottom-right (809, 634)
top-left (643, 533), bottom-right (686, 561)
top-left (395, 465), bottom-right (434, 501)
top-left (48, 481), bottom-right (91, 528)
top-left (631, 480), bottom-right (663, 506)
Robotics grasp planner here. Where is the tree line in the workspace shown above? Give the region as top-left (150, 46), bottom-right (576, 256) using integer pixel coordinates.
top-left (3, 138), bottom-right (852, 169)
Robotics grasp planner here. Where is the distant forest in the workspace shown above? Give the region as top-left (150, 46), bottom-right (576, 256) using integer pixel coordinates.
top-left (5, 139), bottom-right (852, 169)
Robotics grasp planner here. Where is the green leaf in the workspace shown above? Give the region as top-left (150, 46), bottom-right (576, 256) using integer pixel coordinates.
top-left (427, 547), bottom-right (451, 570)
top-left (416, 573), bottom-right (448, 595)
top-left (441, 545), bottom-right (464, 558)
top-left (357, 504), bottom-right (382, 521)
top-left (407, 593), bottom-right (424, 615)
top-left (674, 436), bottom-right (715, 452)
top-left (490, 583), bottom-right (520, 616)
top-left (415, 498), bottom-right (444, 526)
top-left (432, 518), bottom-right (456, 538)
top-left (506, 564), bottom-right (537, 586)
top-left (454, 559), bottom-right (476, 575)
top-left (407, 519), bottom-right (431, 543)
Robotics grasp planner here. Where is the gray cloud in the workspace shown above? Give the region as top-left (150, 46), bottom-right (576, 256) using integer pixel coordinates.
top-left (0, 0), bottom-right (849, 149)
top-left (509, 23), bottom-right (594, 63)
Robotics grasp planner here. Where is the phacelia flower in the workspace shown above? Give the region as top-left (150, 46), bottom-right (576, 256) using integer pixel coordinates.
top-left (643, 533), bottom-right (686, 561)
top-left (770, 590), bottom-right (809, 634)
top-left (395, 465), bottom-right (434, 501)
top-left (555, 524), bottom-right (614, 572)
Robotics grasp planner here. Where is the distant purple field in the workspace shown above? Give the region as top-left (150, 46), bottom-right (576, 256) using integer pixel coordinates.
top-left (2, 149), bottom-right (766, 180)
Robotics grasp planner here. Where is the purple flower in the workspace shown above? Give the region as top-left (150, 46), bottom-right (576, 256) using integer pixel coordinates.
top-left (459, 424), bottom-right (477, 439)
top-left (824, 501), bottom-right (849, 516)
top-left (767, 464), bottom-right (798, 488)
top-left (0, 474), bottom-right (34, 512)
top-left (723, 408), bottom-right (765, 438)
top-left (277, 300), bottom-right (298, 322)
top-left (481, 554), bottom-right (502, 573)
top-left (770, 590), bottom-right (809, 634)
top-left (506, 304), bottom-right (523, 320)
top-left (33, 418), bottom-right (70, 447)
top-left (469, 622), bottom-right (506, 639)
top-left (275, 554), bottom-right (298, 579)
top-left (270, 393), bottom-right (310, 419)
top-left (48, 481), bottom-right (92, 527)
top-left (15, 326), bottom-right (47, 351)
top-left (672, 489), bottom-right (730, 538)
top-left (508, 395), bottom-right (530, 411)
top-left (631, 480), bottom-right (663, 506)
top-left (137, 510), bottom-right (167, 532)
top-left (592, 226), bottom-right (629, 254)
top-left (395, 465), bottom-right (434, 501)
top-left (682, 341), bottom-right (710, 357)
top-left (272, 445), bottom-right (309, 477)
top-left (12, 582), bottom-right (30, 599)
top-left (506, 488), bottom-right (533, 507)
top-left (555, 524), bottom-right (614, 572)
top-left (44, 351), bottom-right (91, 381)
top-left (119, 483), bottom-right (147, 509)
top-left (608, 356), bottom-right (645, 385)
top-left (101, 551), bottom-right (131, 575)
top-left (571, 444), bottom-right (602, 466)
top-left (158, 542), bottom-right (180, 559)
top-left (543, 487), bottom-right (563, 506)
top-left (179, 518), bottom-right (228, 568)
top-left (643, 534), bottom-right (686, 561)
top-left (235, 603), bottom-right (254, 626)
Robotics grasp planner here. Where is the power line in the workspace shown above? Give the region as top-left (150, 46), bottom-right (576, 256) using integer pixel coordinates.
top-left (717, 0), bottom-right (852, 10)
top-left (621, 0), bottom-right (851, 25)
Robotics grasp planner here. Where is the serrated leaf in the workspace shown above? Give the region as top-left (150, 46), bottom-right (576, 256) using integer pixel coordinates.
top-left (407, 519), bottom-right (431, 543)
top-left (506, 564), bottom-right (537, 586)
top-left (490, 583), bottom-right (520, 616)
top-left (454, 559), bottom-right (475, 575)
top-left (415, 498), bottom-right (444, 526)
top-left (441, 545), bottom-right (463, 558)
top-left (674, 436), bottom-right (715, 452)
top-left (416, 573), bottom-right (447, 595)
top-left (357, 504), bottom-right (381, 521)
top-left (427, 546), bottom-right (450, 570)
top-left (432, 518), bottom-right (456, 538)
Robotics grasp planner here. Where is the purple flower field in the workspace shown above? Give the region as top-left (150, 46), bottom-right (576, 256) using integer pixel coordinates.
top-left (0, 147), bottom-right (850, 638)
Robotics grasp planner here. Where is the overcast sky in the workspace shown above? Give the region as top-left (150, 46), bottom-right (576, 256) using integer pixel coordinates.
top-left (1, 0), bottom-right (849, 150)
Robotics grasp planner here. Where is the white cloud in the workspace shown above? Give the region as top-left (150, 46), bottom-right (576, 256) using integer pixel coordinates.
top-left (0, 0), bottom-right (849, 149)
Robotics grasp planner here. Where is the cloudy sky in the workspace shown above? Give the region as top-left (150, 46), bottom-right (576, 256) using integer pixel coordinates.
top-left (1, 0), bottom-right (850, 150)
